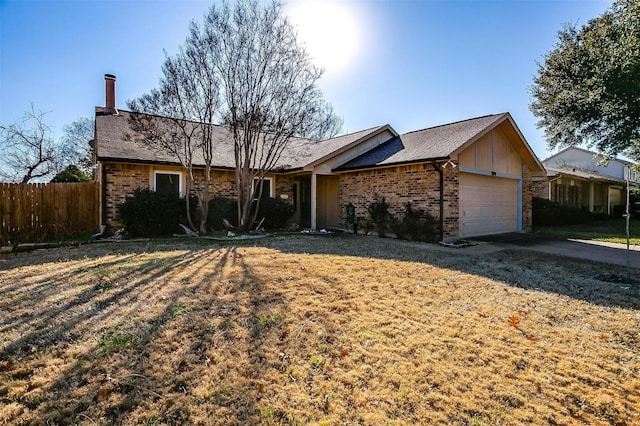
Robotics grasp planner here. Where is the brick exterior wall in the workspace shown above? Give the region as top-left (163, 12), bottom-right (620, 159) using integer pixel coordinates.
top-left (339, 161), bottom-right (537, 238)
top-left (274, 175), bottom-right (296, 202)
top-left (531, 178), bottom-right (549, 200)
top-left (192, 168), bottom-right (237, 198)
top-left (102, 162), bottom-right (151, 228)
top-left (442, 166), bottom-right (459, 238)
top-left (101, 161), bottom-right (295, 229)
top-left (521, 164), bottom-right (533, 232)
top-left (192, 169), bottom-right (295, 201)
top-left (338, 163), bottom-right (459, 239)
top-left (102, 159), bottom-right (534, 237)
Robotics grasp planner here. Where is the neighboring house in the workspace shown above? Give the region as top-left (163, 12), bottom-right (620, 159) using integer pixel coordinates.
top-left (536, 146), bottom-right (639, 216)
top-left (94, 75), bottom-right (546, 239)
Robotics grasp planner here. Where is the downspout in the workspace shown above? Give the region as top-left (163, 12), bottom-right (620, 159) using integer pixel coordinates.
top-left (432, 161), bottom-right (444, 242)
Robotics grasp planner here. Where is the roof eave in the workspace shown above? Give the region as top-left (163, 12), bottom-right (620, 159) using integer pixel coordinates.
top-left (332, 156), bottom-right (450, 173)
top-left (548, 169), bottom-right (628, 185)
top-left (96, 157), bottom-right (237, 171)
top-left (503, 114), bottom-right (547, 176)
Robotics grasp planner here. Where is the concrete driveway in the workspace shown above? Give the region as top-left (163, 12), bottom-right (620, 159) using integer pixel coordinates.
top-left (466, 233), bottom-right (640, 268)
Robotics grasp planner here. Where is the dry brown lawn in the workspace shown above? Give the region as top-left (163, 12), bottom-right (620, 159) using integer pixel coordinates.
top-left (1, 235), bottom-right (639, 425)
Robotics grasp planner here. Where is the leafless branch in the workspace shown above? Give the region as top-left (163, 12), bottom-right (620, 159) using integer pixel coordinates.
top-left (0, 104), bottom-right (57, 183)
top-left (127, 0), bottom-right (341, 232)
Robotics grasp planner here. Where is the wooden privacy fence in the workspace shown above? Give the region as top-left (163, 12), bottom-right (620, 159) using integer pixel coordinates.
top-left (0, 181), bottom-right (100, 245)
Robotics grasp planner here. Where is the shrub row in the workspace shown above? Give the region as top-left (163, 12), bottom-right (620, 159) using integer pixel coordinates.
top-left (532, 197), bottom-right (607, 226)
top-left (120, 191), bottom-right (609, 238)
top-left (117, 189), bottom-right (293, 237)
top-left (367, 196), bottom-right (439, 242)
top-left (206, 196), bottom-right (294, 231)
top-left (116, 189), bottom-right (184, 237)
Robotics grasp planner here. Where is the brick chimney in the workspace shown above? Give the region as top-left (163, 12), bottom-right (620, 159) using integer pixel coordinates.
top-left (104, 74), bottom-right (118, 115)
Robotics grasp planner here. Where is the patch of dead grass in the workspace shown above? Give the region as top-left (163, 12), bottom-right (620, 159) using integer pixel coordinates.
top-left (0, 236), bottom-right (639, 425)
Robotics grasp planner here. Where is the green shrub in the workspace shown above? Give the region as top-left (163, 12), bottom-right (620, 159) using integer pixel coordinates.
top-left (252, 197), bottom-right (294, 230)
top-left (117, 189), bottom-right (182, 237)
top-left (532, 197), bottom-right (598, 226)
top-left (368, 195), bottom-right (393, 237)
top-left (50, 165), bottom-right (91, 182)
top-left (391, 203), bottom-right (439, 242)
top-left (208, 196), bottom-right (294, 231)
top-left (207, 196), bottom-right (238, 230)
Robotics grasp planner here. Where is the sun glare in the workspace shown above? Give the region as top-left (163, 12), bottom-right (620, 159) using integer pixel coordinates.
top-left (287, 0), bottom-right (361, 74)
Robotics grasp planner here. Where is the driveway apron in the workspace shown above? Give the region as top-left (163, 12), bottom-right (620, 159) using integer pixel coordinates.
top-left (469, 233), bottom-right (640, 268)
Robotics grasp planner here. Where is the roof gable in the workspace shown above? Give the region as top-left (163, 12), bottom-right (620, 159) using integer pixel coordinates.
top-left (476, 114), bottom-right (545, 176)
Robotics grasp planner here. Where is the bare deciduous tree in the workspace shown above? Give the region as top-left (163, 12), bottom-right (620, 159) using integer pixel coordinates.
top-left (129, 0), bottom-right (341, 233)
top-left (0, 105), bottom-right (57, 183)
top-left (127, 33), bottom-right (221, 234)
top-left (58, 116), bottom-right (94, 175)
top-left (208, 0), bottom-right (342, 230)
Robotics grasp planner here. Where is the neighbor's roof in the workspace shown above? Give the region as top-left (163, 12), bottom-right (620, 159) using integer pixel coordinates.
top-left (546, 165), bottom-right (629, 185)
top-left (335, 113), bottom-right (509, 171)
top-left (94, 107), bottom-right (383, 170)
top-left (543, 145), bottom-right (634, 166)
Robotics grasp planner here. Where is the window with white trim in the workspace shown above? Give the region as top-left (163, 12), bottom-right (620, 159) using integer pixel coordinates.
top-left (253, 177), bottom-right (273, 200)
top-left (154, 171), bottom-right (182, 198)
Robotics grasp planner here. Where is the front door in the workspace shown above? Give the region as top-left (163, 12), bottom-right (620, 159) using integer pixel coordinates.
top-left (316, 175), bottom-right (340, 229)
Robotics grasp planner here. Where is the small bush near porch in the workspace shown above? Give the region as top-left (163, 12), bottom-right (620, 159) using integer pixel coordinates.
top-left (1, 236), bottom-right (638, 424)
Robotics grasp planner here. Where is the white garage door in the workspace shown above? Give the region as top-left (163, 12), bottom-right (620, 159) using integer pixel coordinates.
top-left (459, 173), bottom-right (518, 237)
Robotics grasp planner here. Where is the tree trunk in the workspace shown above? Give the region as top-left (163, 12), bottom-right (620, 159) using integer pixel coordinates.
top-left (183, 170), bottom-right (197, 232)
top-left (199, 164), bottom-right (212, 235)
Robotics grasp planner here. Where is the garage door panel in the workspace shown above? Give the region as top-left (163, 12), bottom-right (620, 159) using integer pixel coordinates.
top-left (459, 173), bottom-right (518, 237)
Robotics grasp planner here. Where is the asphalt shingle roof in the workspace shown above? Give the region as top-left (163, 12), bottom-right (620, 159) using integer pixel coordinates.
top-left (94, 108), bottom-right (385, 170)
top-left (277, 125), bottom-right (389, 170)
top-left (335, 113), bottom-right (507, 170)
top-left (95, 109), bottom-right (531, 174)
top-left (545, 165), bottom-right (628, 184)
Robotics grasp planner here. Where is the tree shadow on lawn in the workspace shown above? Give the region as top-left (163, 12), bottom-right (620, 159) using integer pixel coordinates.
top-left (1, 236), bottom-right (639, 425)
top-left (0, 242), bottom-right (289, 424)
top-left (262, 234), bottom-right (640, 310)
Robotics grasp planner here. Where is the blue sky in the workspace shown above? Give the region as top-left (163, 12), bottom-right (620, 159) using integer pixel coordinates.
top-left (1, 0), bottom-right (610, 160)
